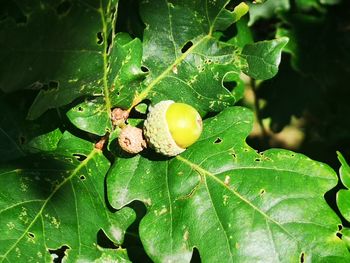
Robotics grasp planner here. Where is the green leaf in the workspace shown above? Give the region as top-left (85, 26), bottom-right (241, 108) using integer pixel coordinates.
top-left (247, 0), bottom-right (290, 26)
top-left (337, 190), bottom-right (350, 222)
top-left (0, 132), bottom-right (136, 262)
top-left (107, 33), bottom-right (145, 109)
top-left (0, 1), bottom-right (118, 120)
top-left (95, 248), bottom-right (131, 263)
top-left (107, 107), bottom-right (349, 262)
top-left (336, 152), bottom-right (350, 222)
top-left (25, 128), bottom-right (63, 153)
top-left (67, 98), bottom-right (112, 136)
top-left (129, 0), bottom-right (250, 114)
top-left (337, 152), bottom-right (350, 189)
top-left (65, 0), bottom-right (256, 137)
top-left (241, 37), bottom-right (289, 80)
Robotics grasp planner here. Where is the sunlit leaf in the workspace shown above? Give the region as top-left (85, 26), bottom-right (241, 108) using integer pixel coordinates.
top-left (336, 152), bottom-right (350, 222)
top-left (107, 107), bottom-right (350, 262)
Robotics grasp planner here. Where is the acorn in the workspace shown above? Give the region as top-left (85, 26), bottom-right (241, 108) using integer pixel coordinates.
top-left (143, 100), bottom-right (202, 156)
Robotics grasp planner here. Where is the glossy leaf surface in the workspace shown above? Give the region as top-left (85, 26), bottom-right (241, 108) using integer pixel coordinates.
top-left (336, 152), bottom-right (350, 222)
top-left (0, 132), bottom-right (135, 262)
top-left (107, 107), bottom-right (350, 262)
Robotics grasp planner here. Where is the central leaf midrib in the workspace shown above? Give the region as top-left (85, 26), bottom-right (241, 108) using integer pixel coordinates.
top-left (128, 0), bottom-right (234, 109)
top-left (129, 35), bottom-right (210, 110)
top-left (176, 155), bottom-right (296, 241)
top-left (99, 0), bottom-right (112, 121)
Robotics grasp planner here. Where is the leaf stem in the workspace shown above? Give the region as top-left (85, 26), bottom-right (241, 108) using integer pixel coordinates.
top-left (99, 1), bottom-right (112, 117)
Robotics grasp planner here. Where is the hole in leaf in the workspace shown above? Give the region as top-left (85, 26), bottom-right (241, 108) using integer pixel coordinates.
top-left (28, 232), bottom-right (35, 238)
top-left (336, 231), bottom-right (343, 239)
top-left (73, 153), bottom-right (87, 162)
top-left (141, 66), bottom-right (149, 73)
top-left (260, 189), bottom-right (265, 196)
top-left (97, 229), bottom-right (117, 248)
top-left (338, 224), bottom-right (343, 231)
top-left (231, 153), bottom-right (237, 158)
top-left (300, 252), bottom-right (305, 263)
top-left (19, 135), bottom-right (26, 145)
top-left (214, 138), bottom-right (222, 144)
top-left (41, 84), bottom-right (49, 91)
top-left (255, 158), bottom-right (261, 162)
top-left (49, 81), bottom-right (59, 89)
top-left (107, 30), bottom-right (113, 53)
top-left (223, 81), bottom-right (237, 92)
top-left (181, 41), bottom-right (193, 53)
top-left (96, 32), bottom-right (103, 45)
top-left (49, 245), bottom-right (69, 263)
top-left (79, 175), bottom-right (86, 181)
top-left (190, 247), bottom-right (201, 262)
top-left (78, 106), bottom-right (83, 112)
top-left (42, 81), bottom-right (59, 91)
top-left (56, 1), bottom-right (72, 16)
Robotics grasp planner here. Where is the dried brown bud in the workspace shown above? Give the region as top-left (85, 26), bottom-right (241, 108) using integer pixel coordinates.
top-left (118, 125), bottom-right (147, 154)
top-left (111, 108), bottom-right (129, 126)
top-left (95, 136), bottom-right (107, 150)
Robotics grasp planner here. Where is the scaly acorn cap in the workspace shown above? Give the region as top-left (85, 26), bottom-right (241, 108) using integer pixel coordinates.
top-left (143, 100), bottom-right (202, 156)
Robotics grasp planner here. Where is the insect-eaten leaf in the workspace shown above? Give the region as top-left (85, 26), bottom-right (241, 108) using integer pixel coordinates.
top-left (107, 107), bottom-right (350, 262)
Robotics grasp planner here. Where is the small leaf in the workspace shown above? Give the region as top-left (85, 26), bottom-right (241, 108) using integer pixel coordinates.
top-left (241, 37), bottom-right (289, 80)
top-left (336, 152), bottom-right (350, 222)
top-left (337, 151), bottom-right (350, 189)
top-left (337, 190), bottom-right (350, 222)
top-left (25, 128), bottom-right (62, 152)
top-left (67, 98), bottom-right (112, 136)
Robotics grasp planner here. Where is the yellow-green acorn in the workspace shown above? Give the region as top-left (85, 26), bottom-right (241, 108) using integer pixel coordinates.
top-left (143, 100), bottom-right (202, 156)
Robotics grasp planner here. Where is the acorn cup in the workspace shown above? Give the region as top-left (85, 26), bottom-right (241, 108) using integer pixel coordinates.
top-left (143, 100), bottom-right (202, 156)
